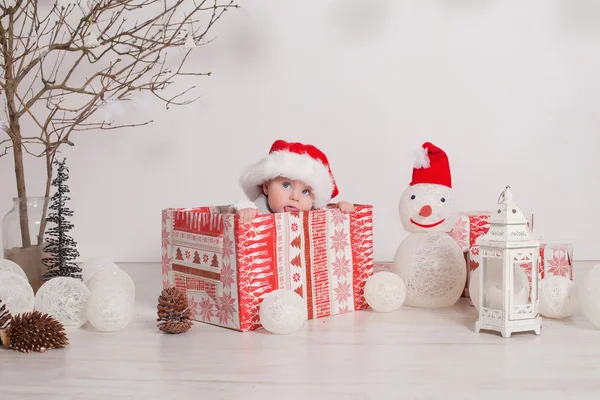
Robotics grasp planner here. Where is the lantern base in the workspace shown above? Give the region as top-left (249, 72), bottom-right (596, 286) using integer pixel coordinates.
top-left (475, 317), bottom-right (542, 338)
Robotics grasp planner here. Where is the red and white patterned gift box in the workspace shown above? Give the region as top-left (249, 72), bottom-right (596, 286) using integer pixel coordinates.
top-left (450, 211), bottom-right (535, 252)
top-left (161, 205), bottom-right (374, 332)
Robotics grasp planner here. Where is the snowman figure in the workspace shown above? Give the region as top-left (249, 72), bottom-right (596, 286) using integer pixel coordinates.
top-left (391, 142), bottom-right (466, 308)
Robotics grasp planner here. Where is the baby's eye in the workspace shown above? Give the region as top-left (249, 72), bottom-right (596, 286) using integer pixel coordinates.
top-left (282, 182), bottom-right (291, 189)
top-left (302, 189), bottom-right (310, 195)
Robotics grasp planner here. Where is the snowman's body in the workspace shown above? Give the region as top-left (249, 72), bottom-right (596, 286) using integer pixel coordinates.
top-left (392, 231), bottom-right (466, 308)
top-left (391, 144), bottom-right (467, 308)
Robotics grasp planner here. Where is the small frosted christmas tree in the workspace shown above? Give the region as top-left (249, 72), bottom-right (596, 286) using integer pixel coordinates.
top-left (41, 158), bottom-right (82, 282)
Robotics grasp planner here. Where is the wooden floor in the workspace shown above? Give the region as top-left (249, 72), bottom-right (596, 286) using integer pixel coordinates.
top-left (1, 261), bottom-right (599, 399)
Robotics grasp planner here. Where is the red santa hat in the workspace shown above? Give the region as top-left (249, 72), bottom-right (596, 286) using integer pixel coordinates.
top-left (410, 142), bottom-right (452, 188)
top-left (239, 140), bottom-right (339, 209)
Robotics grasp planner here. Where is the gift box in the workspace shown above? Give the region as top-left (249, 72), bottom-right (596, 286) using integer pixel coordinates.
top-left (161, 204), bottom-right (374, 332)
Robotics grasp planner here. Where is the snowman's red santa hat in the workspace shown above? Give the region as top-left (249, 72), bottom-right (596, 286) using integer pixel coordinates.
top-left (411, 142), bottom-right (452, 188)
top-left (239, 140), bottom-right (339, 209)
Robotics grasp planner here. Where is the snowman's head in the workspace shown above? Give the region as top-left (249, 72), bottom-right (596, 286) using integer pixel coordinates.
top-left (399, 183), bottom-right (456, 233)
top-left (401, 142), bottom-right (456, 232)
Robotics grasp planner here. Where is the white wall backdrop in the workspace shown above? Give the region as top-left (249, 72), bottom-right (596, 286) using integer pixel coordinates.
top-left (1, 0), bottom-right (599, 262)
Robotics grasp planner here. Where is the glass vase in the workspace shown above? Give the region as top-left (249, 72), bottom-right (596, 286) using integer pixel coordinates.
top-left (2, 196), bottom-right (51, 293)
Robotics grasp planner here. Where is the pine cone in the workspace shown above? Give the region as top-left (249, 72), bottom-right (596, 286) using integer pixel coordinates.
top-left (157, 287), bottom-right (193, 334)
top-left (0, 298), bottom-right (11, 330)
top-left (0, 311), bottom-right (69, 353)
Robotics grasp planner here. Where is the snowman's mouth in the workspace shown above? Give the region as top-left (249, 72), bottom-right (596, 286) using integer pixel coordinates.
top-left (410, 218), bottom-right (446, 228)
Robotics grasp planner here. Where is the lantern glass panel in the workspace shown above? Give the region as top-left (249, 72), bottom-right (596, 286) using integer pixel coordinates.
top-left (509, 258), bottom-right (535, 320)
top-left (482, 256), bottom-right (503, 310)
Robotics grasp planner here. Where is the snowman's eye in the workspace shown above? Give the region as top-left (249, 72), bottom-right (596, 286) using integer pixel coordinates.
top-left (410, 195), bottom-right (416, 200)
top-left (440, 197), bottom-right (446, 203)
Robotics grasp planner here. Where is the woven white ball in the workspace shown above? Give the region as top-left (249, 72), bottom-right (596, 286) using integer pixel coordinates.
top-left (82, 257), bottom-right (119, 284)
top-left (259, 289), bottom-right (306, 335)
top-left (85, 285), bottom-right (135, 332)
top-left (35, 277), bottom-right (91, 329)
top-left (392, 232), bottom-right (466, 308)
top-left (579, 264), bottom-right (600, 328)
top-left (87, 266), bottom-right (135, 299)
top-left (539, 275), bottom-right (577, 319)
top-left (0, 272), bottom-right (35, 315)
top-left (0, 259), bottom-right (27, 281)
top-left (364, 272), bottom-right (406, 312)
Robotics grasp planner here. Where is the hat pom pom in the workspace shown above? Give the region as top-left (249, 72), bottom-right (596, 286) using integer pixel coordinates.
top-left (413, 146), bottom-right (430, 169)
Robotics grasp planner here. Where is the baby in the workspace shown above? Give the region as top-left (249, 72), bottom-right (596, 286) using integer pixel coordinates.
top-left (231, 139), bottom-right (355, 223)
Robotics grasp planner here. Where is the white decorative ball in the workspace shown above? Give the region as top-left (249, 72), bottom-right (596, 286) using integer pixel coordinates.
top-left (35, 277), bottom-right (91, 329)
top-left (0, 272), bottom-right (35, 315)
top-left (399, 183), bottom-right (457, 233)
top-left (82, 257), bottom-right (119, 284)
top-left (539, 275), bottom-right (577, 319)
top-left (392, 232), bottom-right (466, 308)
top-left (364, 272), bottom-right (406, 312)
top-left (87, 267), bottom-right (135, 299)
top-left (85, 285), bottom-right (135, 332)
top-left (259, 289), bottom-right (307, 335)
top-left (469, 264), bottom-right (530, 311)
top-left (579, 264), bottom-right (600, 328)
top-left (0, 259), bottom-right (28, 281)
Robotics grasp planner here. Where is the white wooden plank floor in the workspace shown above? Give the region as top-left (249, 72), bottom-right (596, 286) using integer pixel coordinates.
top-left (1, 261), bottom-right (599, 400)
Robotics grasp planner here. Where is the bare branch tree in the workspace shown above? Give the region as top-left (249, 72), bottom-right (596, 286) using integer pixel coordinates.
top-left (0, 0), bottom-right (238, 251)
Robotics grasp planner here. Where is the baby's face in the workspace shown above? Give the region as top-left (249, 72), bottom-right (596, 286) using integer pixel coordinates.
top-left (263, 177), bottom-right (314, 213)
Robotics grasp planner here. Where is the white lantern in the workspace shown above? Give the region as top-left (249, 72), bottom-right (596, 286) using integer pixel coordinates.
top-left (474, 186), bottom-right (541, 338)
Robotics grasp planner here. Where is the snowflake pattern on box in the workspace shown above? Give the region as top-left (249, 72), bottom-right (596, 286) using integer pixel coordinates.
top-left (162, 205), bottom-right (374, 332)
top-left (328, 209), bottom-right (353, 314)
top-left (540, 243), bottom-right (573, 280)
top-left (450, 216), bottom-right (469, 251)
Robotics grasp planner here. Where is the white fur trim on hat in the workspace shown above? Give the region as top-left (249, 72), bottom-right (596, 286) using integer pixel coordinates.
top-left (239, 150), bottom-right (335, 209)
top-left (414, 146), bottom-right (430, 169)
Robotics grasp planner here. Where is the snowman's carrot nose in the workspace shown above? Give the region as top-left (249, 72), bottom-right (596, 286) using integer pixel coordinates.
top-left (419, 205), bottom-right (432, 217)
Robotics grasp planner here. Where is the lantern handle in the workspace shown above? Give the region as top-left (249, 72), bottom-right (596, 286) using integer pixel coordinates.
top-left (498, 185), bottom-right (513, 204)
